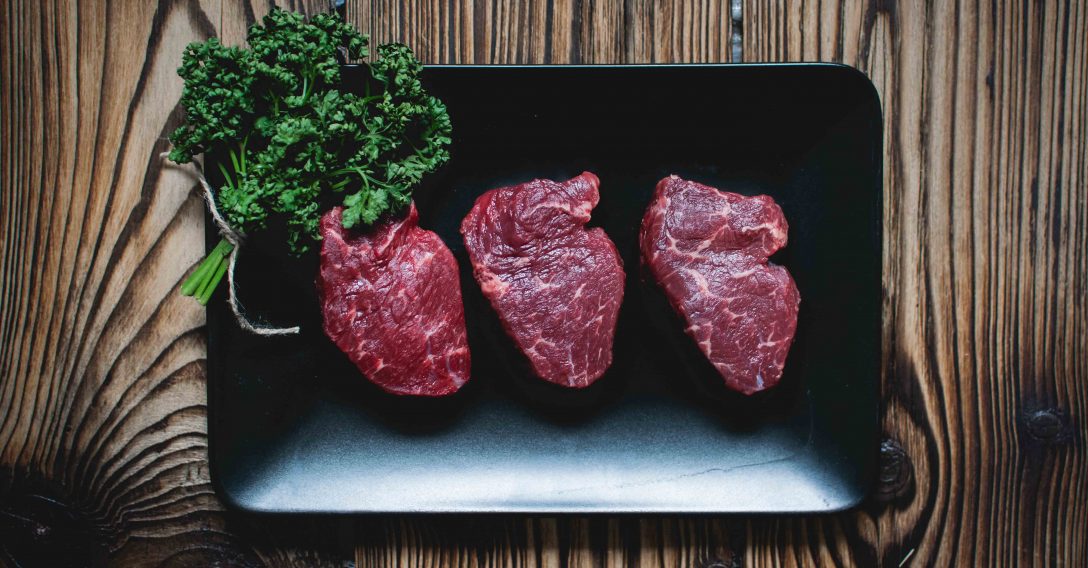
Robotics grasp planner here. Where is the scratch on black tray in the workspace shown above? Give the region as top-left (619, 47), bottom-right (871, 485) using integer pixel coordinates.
top-left (554, 408), bottom-right (817, 496)
top-left (552, 451), bottom-right (804, 496)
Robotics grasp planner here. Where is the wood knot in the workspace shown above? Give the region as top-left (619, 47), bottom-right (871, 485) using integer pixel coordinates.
top-left (698, 558), bottom-right (734, 568)
top-left (1024, 408), bottom-right (1071, 445)
top-left (0, 479), bottom-right (106, 566)
top-left (876, 437), bottom-right (913, 503)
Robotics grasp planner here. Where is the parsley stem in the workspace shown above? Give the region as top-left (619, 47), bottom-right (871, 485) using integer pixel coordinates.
top-left (197, 254), bottom-right (230, 305)
top-left (194, 256), bottom-right (219, 299)
top-left (180, 238), bottom-right (233, 300)
top-left (180, 257), bottom-right (213, 296)
top-left (217, 162), bottom-right (235, 192)
top-left (238, 136), bottom-right (248, 175)
top-left (181, 239), bottom-right (229, 295)
top-left (301, 74), bottom-right (314, 104)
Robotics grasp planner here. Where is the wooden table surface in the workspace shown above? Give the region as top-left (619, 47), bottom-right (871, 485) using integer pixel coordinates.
top-left (2, 0), bottom-right (1085, 566)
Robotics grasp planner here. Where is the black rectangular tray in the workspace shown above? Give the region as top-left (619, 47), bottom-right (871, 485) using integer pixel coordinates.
top-left (207, 64), bottom-right (883, 513)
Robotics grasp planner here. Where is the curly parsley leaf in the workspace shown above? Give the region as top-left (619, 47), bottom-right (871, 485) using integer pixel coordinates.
top-left (169, 8), bottom-right (451, 303)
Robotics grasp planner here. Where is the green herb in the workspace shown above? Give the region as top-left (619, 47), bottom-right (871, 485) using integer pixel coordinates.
top-left (170, 8), bottom-right (451, 304)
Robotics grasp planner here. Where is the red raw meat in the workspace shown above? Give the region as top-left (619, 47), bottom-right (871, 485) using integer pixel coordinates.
top-left (461, 172), bottom-right (625, 388)
top-left (318, 204), bottom-right (470, 396)
top-left (640, 176), bottom-right (800, 395)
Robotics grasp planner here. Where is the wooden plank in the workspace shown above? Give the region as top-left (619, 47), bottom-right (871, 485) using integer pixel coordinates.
top-left (0, 0), bottom-right (347, 566)
top-left (352, 517), bottom-right (737, 567)
top-left (742, 0), bottom-right (1088, 565)
top-left (348, 0), bottom-right (732, 64)
top-left (1, 0), bottom-right (1084, 566)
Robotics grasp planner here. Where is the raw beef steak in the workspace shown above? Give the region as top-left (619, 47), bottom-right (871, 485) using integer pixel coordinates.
top-left (461, 172), bottom-right (625, 388)
top-left (640, 176), bottom-right (800, 395)
top-left (318, 204), bottom-right (470, 396)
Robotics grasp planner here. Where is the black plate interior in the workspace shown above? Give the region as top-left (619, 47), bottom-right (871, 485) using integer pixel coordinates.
top-left (207, 64), bottom-right (882, 513)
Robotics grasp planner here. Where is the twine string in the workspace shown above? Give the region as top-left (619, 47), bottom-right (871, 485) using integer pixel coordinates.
top-left (162, 152), bottom-right (301, 336)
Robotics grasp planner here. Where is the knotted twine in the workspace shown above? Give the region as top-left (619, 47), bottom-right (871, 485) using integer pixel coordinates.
top-left (162, 152), bottom-right (301, 335)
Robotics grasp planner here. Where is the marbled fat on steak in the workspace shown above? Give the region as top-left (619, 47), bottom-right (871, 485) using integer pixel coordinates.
top-left (640, 176), bottom-right (800, 395)
top-left (461, 172), bottom-right (625, 388)
top-left (318, 204), bottom-right (470, 396)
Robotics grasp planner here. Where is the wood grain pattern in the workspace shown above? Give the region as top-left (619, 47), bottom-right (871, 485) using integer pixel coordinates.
top-left (353, 517), bottom-right (738, 568)
top-left (1, 0), bottom-right (1085, 566)
top-left (741, 0), bottom-right (1087, 566)
top-left (0, 1), bottom-right (348, 566)
top-left (348, 0), bottom-right (734, 64)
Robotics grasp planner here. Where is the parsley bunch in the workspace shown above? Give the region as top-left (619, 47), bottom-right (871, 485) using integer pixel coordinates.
top-left (169, 8), bottom-right (451, 304)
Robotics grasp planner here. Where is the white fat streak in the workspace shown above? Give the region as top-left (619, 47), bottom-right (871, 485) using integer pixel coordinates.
top-left (681, 268), bottom-right (713, 296)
